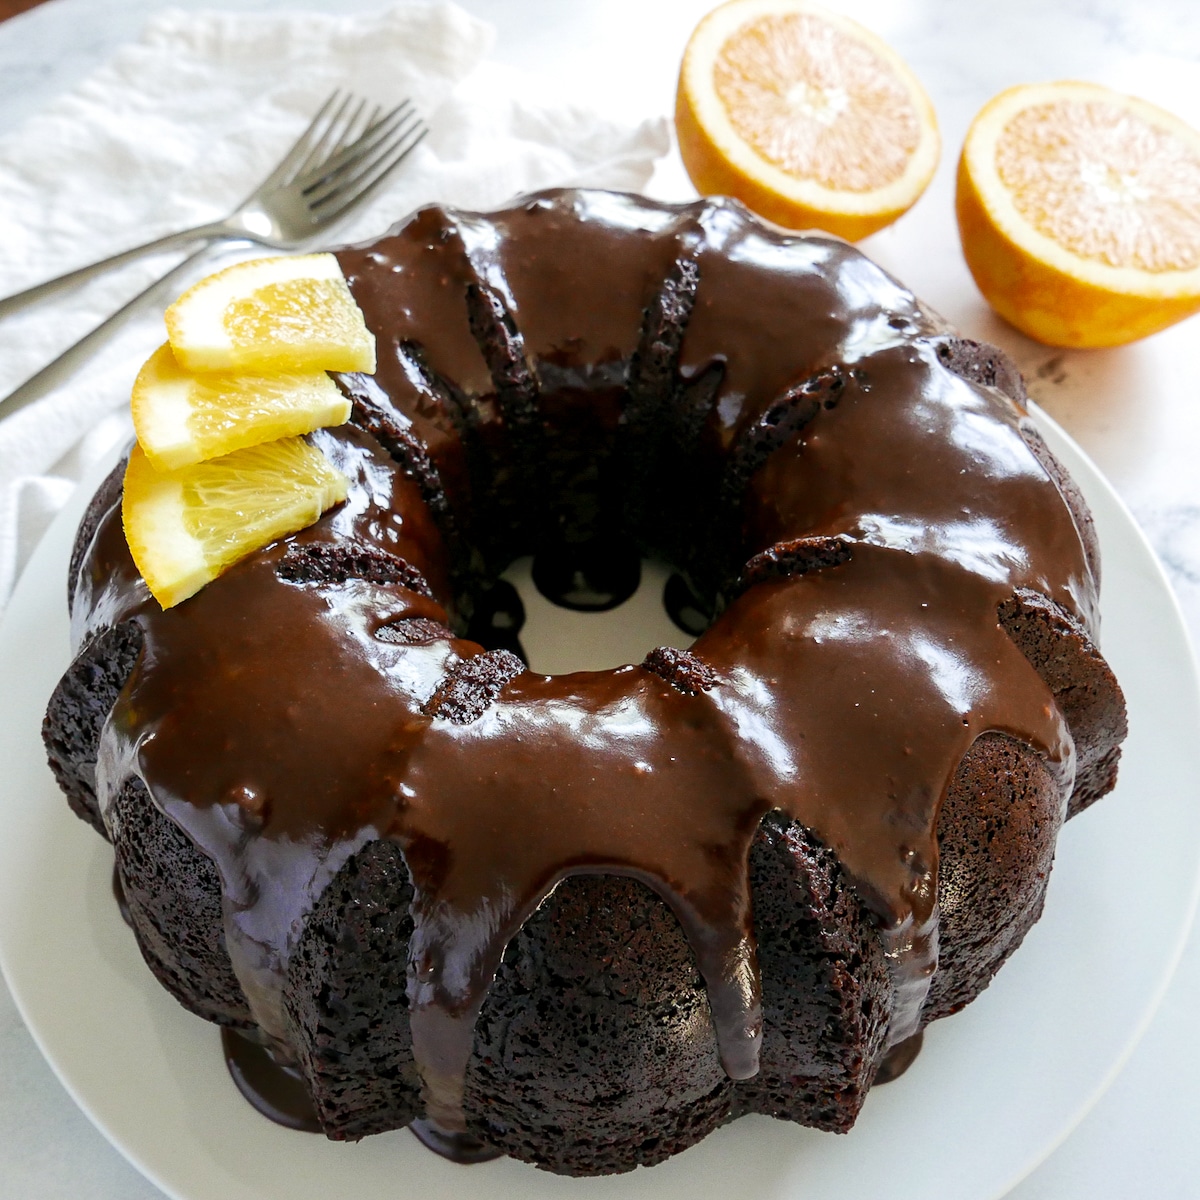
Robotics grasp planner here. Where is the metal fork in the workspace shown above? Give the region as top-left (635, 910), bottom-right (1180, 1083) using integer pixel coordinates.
top-left (0, 91), bottom-right (425, 318)
top-left (0, 91), bottom-right (427, 421)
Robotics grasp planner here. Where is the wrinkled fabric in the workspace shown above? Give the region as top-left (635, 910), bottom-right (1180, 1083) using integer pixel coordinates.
top-left (0, 2), bottom-right (669, 613)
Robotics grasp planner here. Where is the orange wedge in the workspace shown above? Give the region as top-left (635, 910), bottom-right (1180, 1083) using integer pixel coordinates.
top-left (165, 254), bottom-right (375, 374)
top-left (122, 438), bottom-right (348, 609)
top-left (675, 0), bottom-right (940, 240)
top-left (957, 81), bottom-right (1200, 347)
top-left (131, 344), bottom-right (351, 472)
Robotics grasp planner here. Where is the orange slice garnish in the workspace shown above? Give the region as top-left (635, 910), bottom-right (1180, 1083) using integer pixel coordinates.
top-left (957, 80), bottom-right (1200, 347)
top-left (165, 254), bottom-right (375, 374)
top-left (131, 344), bottom-right (351, 472)
top-left (122, 438), bottom-right (348, 609)
top-left (676, 0), bottom-right (940, 240)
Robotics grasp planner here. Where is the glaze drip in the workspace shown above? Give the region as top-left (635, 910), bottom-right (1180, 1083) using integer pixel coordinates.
top-left (221, 1028), bottom-right (322, 1133)
top-left (77, 190), bottom-right (1095, 1152)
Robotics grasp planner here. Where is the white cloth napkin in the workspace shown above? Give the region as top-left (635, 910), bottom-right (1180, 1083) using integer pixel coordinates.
top-left (0, 2), bottom-right (669, 615)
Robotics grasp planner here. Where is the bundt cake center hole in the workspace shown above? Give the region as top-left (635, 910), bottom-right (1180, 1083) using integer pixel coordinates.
top-left (530, 537), bottom-right (641, 613)
top-left (663, 572), bottom-right (713, 637)
top-left (494, 554), bottom-right (696, 675)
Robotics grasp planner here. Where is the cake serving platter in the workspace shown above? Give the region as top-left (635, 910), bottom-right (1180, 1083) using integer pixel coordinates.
top-left (0, 406), bottom-right (1198, 1200)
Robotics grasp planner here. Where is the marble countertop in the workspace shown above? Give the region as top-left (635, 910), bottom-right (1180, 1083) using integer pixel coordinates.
top-left (2, 0), bottom-right (1199, 1196)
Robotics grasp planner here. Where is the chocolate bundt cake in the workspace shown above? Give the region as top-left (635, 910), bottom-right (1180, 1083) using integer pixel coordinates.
top-left (44, 189), bottom-right (1127, 1176)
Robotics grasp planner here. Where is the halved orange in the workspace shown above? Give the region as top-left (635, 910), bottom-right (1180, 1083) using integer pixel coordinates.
top-left (957, 80), bottom-right (1200, 347)
top-left (676, 0), bottom-right (940, 240)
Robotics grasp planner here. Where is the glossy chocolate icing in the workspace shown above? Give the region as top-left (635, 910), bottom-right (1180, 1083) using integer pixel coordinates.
top-left (221, 1028), bottom-right (322, 1133)
top-left (75, 190), bottom-right (1094, 1153)
top-left (873, 1031), bottom-right (925, 1085)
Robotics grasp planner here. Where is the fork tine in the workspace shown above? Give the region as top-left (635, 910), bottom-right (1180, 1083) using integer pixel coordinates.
top-left (331, 99), bottom-right (378, 165)
top-left (247, 90), bottom-right (345, 200)
top-left (305, 114), bottom-right (425, 210)
top-left (311, 123), bottom-right (429, 224)
top-left (286, 91), bottom-right (359, 184)
top-left (337, 96), bottom-right (373, 150)
top-left (304, 110), bottom-right (422, 204)
top-left (298, 112), bottom-right (418, 207)
top-left (294, 99), bottom-right (415, 195)
top-left (314, 142), bottom-right (425, 228)
top-left (305, 100), bottom-right (415, 190)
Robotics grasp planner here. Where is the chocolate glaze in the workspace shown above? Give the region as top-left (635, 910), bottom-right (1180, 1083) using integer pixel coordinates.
top-left (410, 1119), bottom-right (502, 1164)
top-left (873, 1031), bottom-right (924, 1085)
top-left (221, 1028), bottom-right (321, 1132)
top-left (76, 191), bottom-right (1097, 1153)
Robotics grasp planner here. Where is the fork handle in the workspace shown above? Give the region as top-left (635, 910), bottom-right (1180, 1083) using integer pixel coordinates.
top-left (0, 221), bottom-right (233, 320)
top-left (0, 245), bottom-right (229, 424)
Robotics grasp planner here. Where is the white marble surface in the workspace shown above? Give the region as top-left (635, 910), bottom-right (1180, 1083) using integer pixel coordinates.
top-left (1, 0), bottom-right (1199, 1196)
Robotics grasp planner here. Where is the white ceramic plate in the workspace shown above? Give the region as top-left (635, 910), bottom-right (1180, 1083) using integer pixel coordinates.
top-left (1, 409), bottom-right (1197, 1200)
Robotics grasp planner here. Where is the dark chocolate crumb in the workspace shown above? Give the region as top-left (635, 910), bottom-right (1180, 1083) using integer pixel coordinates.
top-left (43, 620), bottom-right (144, 837)
top-left (277, 542), bottom-right (432, 597)
top-left (376, 618), bottom-right (455, 645)
top-left (721, 368), bottom-right (848, 510)
top-left (642, 647), bottom-right (716, 695)
top-left (998, 589), bottom-right (1126, 818)
top-left (737, 536), bottom-right (854, 593)
top-left (422, 650), bottom-right (524, 724)
top-left (935, 337), bottom-right (1026, 404)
